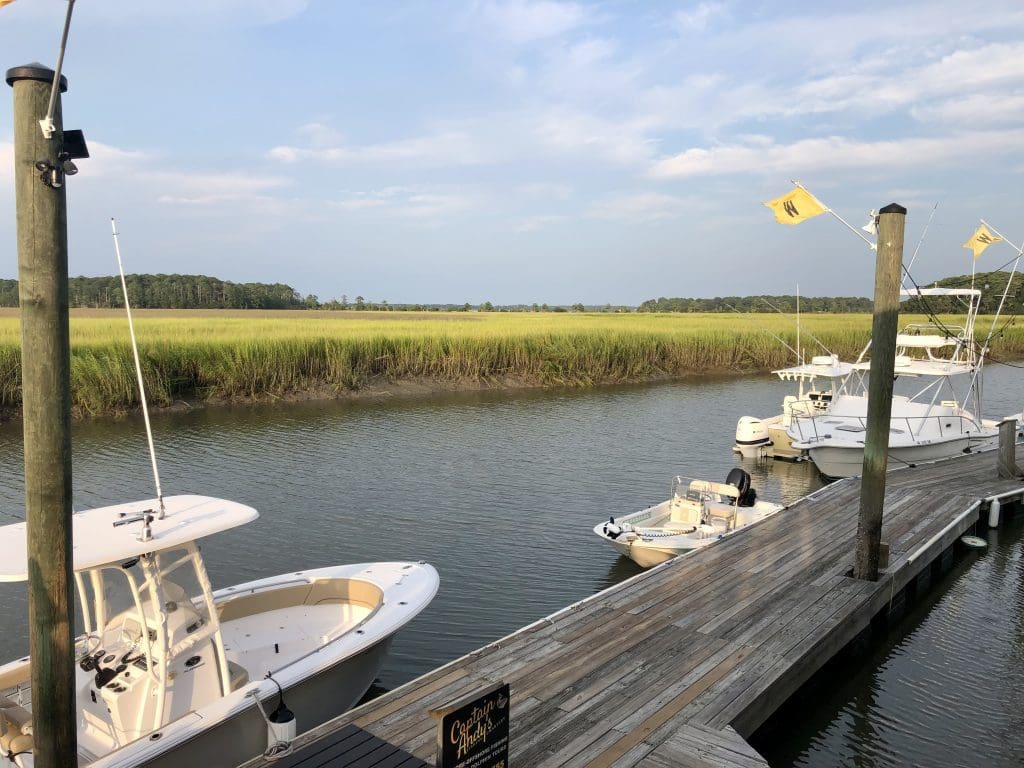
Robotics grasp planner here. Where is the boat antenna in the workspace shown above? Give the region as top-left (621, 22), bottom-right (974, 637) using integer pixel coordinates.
top-left (110, 218), bottom-right (165, 520)
top-left (796, 284), bottom-right (801, 365)
top-left (757, 297), bottom-right (833, 355)
top-left (722, 303), bottom-right (799, 359)
top-left (903, 202), bottom-right (937, 286)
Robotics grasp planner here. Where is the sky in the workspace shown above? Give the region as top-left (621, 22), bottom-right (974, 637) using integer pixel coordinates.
top-left (1, 0), bottom-right (1023, 306)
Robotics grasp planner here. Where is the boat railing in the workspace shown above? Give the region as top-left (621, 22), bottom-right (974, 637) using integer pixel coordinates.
top-left (788, 411), bottom-right (983, 444)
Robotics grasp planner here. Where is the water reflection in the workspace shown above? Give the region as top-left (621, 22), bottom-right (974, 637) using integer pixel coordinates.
top-left (754, 513), bottom-right (1024, 767)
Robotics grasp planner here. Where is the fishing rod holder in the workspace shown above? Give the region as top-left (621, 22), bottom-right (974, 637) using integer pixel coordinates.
top-left (113, 509), bottom-right (155, 542)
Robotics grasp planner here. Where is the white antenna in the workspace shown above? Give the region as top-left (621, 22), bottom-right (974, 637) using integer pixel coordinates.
top-left (796, 283), bottom-right (801, 366)
top-left (110, 218), bottom-right (165, 520)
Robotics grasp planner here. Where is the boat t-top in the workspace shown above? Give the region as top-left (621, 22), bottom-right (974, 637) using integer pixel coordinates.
top-left (785, 287), bottom-right (1010, 477)
top-left (0, 495), bottom-right (439, 768)
top-left (734, 354), bottom-right (856, 460)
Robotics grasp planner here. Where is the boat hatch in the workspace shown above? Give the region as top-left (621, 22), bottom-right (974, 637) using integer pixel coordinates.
top-left (836, 425), bottom-right (866, 433)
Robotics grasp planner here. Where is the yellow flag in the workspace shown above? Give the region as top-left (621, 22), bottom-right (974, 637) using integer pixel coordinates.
top-left (0, 0), bottom-right (16, 8)
top-left (963, 225), bottom-right (1002, 260)
top-left (764, 186), bottom-right (827, 225)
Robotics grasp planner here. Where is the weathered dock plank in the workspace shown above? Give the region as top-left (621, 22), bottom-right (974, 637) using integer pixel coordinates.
top-left (240, 447), bottom-right (1024, 768)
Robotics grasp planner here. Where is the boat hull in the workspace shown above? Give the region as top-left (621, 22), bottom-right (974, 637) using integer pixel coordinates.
top-left (129, 638), bottom-right (391, 768)
top-left (601, 533), bottom-right (709, 568)
top-left (808, 437), bottom-right (976, 478)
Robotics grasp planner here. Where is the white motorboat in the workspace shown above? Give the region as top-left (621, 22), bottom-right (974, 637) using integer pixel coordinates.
top-left (0, 495), bottom-right (439, 768)
top-left (786, 287), bottom-right (1012, 478)
top-left (593, 469), bottom-right (784, 568)
top-left (734, 354), bottom-right (856, 460)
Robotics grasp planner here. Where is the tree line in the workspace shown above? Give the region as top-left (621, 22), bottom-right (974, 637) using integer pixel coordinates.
top-left (637, 295), bottom-right (874, 313)
top-left (1, 271), bottom-right (1014, 314)
top-left (0, 275), bottom-right (304, 310)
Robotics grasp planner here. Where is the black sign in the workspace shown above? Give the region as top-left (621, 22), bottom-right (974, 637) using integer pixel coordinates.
top-left (435, 681), bottom-right (510, 768)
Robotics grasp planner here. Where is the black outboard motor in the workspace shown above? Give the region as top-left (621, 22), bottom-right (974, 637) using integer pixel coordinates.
top-left (726, 467), bottom-right (757, 507)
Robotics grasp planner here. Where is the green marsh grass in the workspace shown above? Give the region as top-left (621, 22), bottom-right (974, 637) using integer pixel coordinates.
top-left (0, 309), bottom-right (1021, 415)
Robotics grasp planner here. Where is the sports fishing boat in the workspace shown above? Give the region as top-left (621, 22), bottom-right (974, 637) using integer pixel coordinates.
top-left (734, 354), bottom-right (856, 460)
top-left (593, 469), bottom-right (784, 568)
top-left (0, 495), bottom-right (439, 768)
top-left (785, 287), bottom-right (1009, 478)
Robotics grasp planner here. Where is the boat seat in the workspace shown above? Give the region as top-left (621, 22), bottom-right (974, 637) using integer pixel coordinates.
top-left (704, 501), bottom-right (737, 530)
top-left (0, 695), bottom-right (33, 757)
top-left (227, 660), bottom-right (250, 691)
top-left (663, 520), bottom-right (697, 533)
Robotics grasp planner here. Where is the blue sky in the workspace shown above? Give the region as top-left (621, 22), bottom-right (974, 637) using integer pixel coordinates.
top-left (2, 0), bottom-right (1023, 305)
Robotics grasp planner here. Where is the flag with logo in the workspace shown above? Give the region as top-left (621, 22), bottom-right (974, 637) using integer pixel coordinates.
top-left (963, 225), bottom-right (1002, 260)
top-left (764, 186), bottom-right (827, 225)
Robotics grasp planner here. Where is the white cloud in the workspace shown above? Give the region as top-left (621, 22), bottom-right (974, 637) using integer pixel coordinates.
top-left (473, 0), bottom-right (589, 44)
top-left (514, 214), bottom-right (566, 232)
top-left (587, 192), bottom-right (696, 221)
top-left (675, 2), bottom-right (728, 33)
top-left (330, 187), bottom-right (478, 222)
top-left (649, 131), bottom-right (1024, 178)
top-left (152, 170), bottom-right (290, 205)
top-left (270, 128), bottom-right (486, 168)
top-left (533, 108), bottom-right (657, 167)
top-left (911, 93), bottom-right (1024, 125)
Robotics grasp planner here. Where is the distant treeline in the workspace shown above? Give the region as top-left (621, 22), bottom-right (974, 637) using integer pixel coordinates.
top-left (637, 295), bottom-right (874, 313)
top-left (0, 275), bottom-right (304, 310)
top-left (902, 270), bottom-right (1022, 315)
top-left (0, 270), bottom-right (1016, 315)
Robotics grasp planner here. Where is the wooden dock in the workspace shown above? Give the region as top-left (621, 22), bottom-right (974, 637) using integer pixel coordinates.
top-left (242, 448), bottom-right (1024, 768)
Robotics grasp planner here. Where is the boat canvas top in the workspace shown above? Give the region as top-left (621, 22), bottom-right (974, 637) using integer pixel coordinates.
top-left (852, 358), bottom-right (975, 377)
top-left (773, 355), bottom-right (856, 382)
top-left (0, 495), bottom-right (258, 582)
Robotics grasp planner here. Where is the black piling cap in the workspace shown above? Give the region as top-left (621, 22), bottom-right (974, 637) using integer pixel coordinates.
top-left (5, 62), bottom-right (68, 91)
top-left (879, 203), bottom-right (907, 216)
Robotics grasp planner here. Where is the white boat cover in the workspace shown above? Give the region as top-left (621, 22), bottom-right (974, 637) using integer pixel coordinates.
top-left (852, 359), bottom-right (974, 376)
top-left (0, 495), bottom-right (258, 582)
top-left (773, 360), bottom-right (856, 381)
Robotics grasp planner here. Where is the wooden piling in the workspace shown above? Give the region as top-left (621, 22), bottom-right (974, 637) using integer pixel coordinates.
top-left (6, 63), bottom-right (77, 767)
top-left (854, 203), bottom-right (906, 582)
top-left (998, 418), bottom-right (1020, 480)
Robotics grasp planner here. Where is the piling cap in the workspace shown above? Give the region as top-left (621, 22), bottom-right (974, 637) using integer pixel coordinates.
top-left (5, 62), bottom-right (67, 91)
top-left (879, 203), bottom-right (906, 216)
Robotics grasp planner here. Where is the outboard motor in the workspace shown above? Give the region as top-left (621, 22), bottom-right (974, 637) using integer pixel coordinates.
top-left (726, 467), bottom-right (757, 507)
top-left (734, 416), bottom-right (771, 457)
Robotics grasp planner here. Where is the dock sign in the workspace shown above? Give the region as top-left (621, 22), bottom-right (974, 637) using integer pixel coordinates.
top-left (435, 681), bottom-right (510, 768)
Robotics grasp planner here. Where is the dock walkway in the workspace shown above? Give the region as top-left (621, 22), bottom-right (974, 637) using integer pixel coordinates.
top-left (243, 448), bottom-right (1024, 768)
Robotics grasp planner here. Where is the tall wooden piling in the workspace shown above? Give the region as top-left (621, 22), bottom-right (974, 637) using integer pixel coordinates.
top-left (854, 203), bottom-right (906, 582)
top-left (6, 63), bottom-right (77, 767)
top-left (998, 418), bottom-right (1020, 480)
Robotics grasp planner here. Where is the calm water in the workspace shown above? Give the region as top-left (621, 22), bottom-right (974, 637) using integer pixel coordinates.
top-left (754, 511), bottom-right (1024, 768)
top-left (0, 365), bottom-right (1022, 765)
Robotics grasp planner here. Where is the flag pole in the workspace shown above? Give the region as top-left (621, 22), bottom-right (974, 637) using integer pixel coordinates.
top-left (792, 180), bottom-right (876, 250)
top-left (976, 219), bottom-right (1024, 355)
top-left (980, 219), bottom-right (1022, 253)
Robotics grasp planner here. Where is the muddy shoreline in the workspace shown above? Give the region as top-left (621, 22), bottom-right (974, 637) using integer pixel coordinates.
top-left (0, 369), bottom-right (745, 423)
